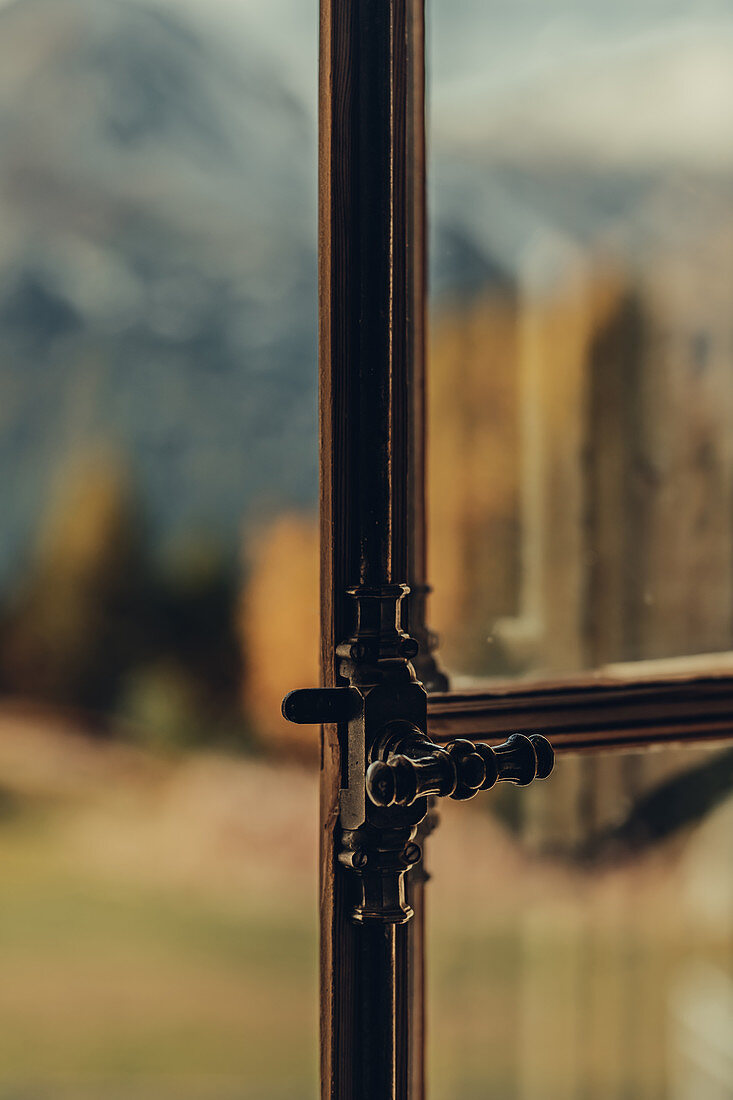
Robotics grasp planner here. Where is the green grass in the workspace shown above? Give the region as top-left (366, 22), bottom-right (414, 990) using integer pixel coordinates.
top-left (0, 812), bottom-right (318, 1100)
top-left (0, 736), bottom-right (730, 1100)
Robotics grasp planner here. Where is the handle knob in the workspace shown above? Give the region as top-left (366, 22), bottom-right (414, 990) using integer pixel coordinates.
top-left (366, 732), bottom-right (554, 808)
top-left (479, 733), bottom-right (554, 789)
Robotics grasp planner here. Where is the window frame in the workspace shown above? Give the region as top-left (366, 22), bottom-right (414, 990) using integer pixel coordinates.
top-left (428, 664), bottom-right (733, 753)
top-left (317, 3), bottom-right (733, 1098)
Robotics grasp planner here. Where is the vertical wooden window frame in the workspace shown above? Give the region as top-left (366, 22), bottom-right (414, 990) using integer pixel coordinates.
top-left (320, 1), bottom-right (439, 1095)
top-left (317, 3), bottom-right (733, 1099)
top-left (319, 3), bottom-right (420, 1097)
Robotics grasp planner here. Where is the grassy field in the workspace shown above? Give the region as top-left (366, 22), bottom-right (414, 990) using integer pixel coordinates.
top-left (0, 706), bottom-right (730, 1099)
top-left (0, 707), bottom-right (318, 1099)
top-left (0, 831), bottom-right (317, 1098)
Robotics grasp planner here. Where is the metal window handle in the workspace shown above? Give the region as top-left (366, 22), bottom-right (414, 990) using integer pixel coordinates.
top-left (367, 728), bottom-right (554, 809)
top-left (281, 584), bottom-right (556, 924)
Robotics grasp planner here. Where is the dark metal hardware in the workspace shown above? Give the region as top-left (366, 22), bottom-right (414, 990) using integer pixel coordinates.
top-left (282, 585), bottom-right (554, 925)
top-left (282, 687), bottom-right (362, 725)
top-left (367, 731), bottom-right (554, 809)
top-left (285, 583), bottom-right (429, 926)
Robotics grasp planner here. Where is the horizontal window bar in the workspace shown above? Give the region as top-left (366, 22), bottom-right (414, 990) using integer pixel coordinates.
top-left (428, 660), bottom-right (733, 753)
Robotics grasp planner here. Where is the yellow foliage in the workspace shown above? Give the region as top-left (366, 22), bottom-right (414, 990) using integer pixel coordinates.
top-left (427, 288), bottom-right (521, 674)
top-left (427, 267), bottom-right (628, 676)
top-left (35, 450), bottom-right (137, 581)
top-left (0, 448), bottom-right (142, 705)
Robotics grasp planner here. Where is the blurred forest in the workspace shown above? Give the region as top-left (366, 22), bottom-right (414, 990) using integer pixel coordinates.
top-left (0, 447), bottom-right (249, 751)
top-left (5, 213), bottom-right (733, 758)
top-left (1, 0), bottom-right (733, 755)
top-left (0, 2), bottom-right (732, 1098)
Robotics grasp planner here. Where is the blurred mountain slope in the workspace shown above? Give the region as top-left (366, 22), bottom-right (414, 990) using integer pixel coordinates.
top-left (0, 0), bottom-right (317, 580)
top-left (1, 0), bottom-right (733, 584)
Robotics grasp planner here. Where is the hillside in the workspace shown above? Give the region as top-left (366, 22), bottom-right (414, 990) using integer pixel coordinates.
top-left (0, 0), bottom-right (318, 579)
top-left (0, 0), bottom-right (732, 584)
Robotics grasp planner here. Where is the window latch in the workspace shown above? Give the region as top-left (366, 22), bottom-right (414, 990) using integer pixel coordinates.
top-left (282, 584), bottom-right (553, 924)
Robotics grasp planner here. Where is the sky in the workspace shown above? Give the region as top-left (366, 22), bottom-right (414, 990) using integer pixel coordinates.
top-left (152, 0), bottom-right (733, 168)
top-left (3, 0), bottom-right (733, 165)
top-left (0, 0), bottom-right (731, 572)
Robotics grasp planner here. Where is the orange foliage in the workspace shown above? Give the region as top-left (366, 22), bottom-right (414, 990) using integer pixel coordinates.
top-left (427, 269), bottom-right (627, 677)
top-left (0, 449), bottom-right (144, 706)
top-left (427, 288), bottom-right (521, 675)
top-left (239, 512), bottom-right (319, 757)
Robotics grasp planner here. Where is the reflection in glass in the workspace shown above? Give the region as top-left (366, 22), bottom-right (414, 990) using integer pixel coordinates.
top-left (427, 2), bottom-right (733, 681)
top-left (429, 744), bottom-right (733, 1099)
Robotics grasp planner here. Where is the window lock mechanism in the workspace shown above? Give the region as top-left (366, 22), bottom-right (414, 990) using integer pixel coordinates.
top-left (282, 584), bottom-right (554, 924)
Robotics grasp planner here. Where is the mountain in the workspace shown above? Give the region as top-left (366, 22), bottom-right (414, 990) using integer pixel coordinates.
top-left (0, 0), bottom-right (732, 583)
top-left (0, 0), bottom-right (318, 579)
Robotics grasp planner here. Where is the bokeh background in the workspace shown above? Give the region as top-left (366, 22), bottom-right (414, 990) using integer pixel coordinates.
top-left (1, 0), bottom-right (733, 1097)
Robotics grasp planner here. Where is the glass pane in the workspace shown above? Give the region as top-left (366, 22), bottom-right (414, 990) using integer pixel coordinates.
top-left (429, 743), bottom-right (733, 1099)
top-left (427, 1), bottom-right (733, 682)
top-left (0, 2), bottom-right (319, 1096)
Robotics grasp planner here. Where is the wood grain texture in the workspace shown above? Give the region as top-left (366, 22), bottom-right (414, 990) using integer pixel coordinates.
top-left (404, 1), bottom-right (429, 1095)
top-left (428, 668), bottom-right (733, 752)
top-left (319, 3), bottom-right (423, 1097)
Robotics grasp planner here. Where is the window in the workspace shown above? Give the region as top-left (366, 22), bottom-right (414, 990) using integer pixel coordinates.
top-left (314, 4), bottom-right (733, 1099)
top-left (424, 6), bottom-right (733, 1095)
